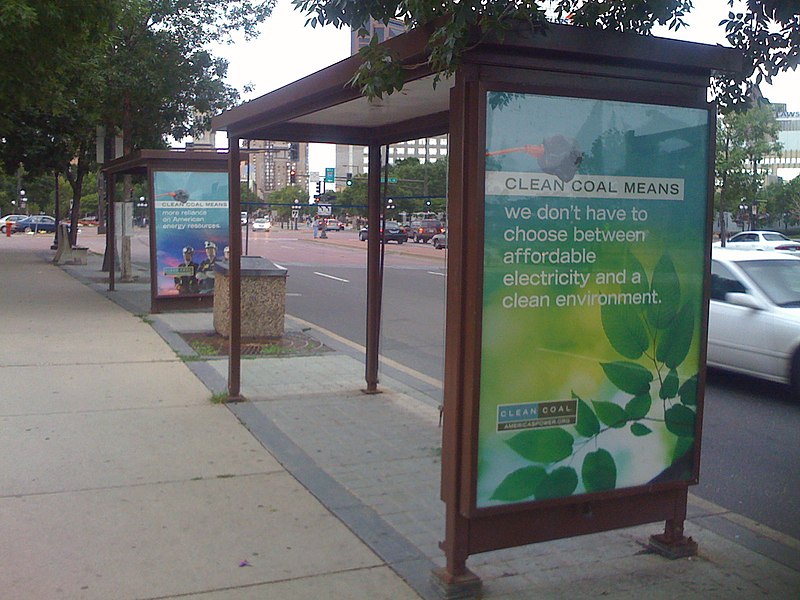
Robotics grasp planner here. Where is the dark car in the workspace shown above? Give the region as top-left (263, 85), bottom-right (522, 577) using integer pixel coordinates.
top-left (407, 219), bottom-right (444, 243)
top-left (12, 215), bottom-right (57, 233)
top-left (358, 220), bottom-right (407, 244)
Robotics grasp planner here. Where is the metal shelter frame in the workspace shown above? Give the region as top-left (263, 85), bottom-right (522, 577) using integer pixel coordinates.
top-left (211, 21), bottom-right (741, 594)
top-left (101, 149), bottom-right (229, 313)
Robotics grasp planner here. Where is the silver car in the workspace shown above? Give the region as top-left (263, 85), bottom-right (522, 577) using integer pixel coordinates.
top-left (708, 248), bottom-right (800, 399)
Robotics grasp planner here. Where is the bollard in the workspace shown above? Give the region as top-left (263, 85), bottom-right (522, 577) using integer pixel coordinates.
top-left (5, 222), bottom-right (11, 237)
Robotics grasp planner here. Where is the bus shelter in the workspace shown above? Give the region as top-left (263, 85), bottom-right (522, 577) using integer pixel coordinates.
top-left (102, 149), bottom-right (230, 313)
top-left (211, 22), bottom-right (741, 596)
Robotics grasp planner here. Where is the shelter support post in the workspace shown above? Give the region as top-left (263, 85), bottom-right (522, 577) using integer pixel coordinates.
top-left (432, 77), bottom-right (482, 599)
top-left (648, 489), bottom-right (697, 558)
top-left (227, 137), bottom-right (244, 401)
top-left (107, 173), bottom-right (116, 292)
top-left (363, 143), bottom-right (382, 394)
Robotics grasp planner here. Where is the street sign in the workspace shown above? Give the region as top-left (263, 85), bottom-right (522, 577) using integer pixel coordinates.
top-left (317, 203), bottom-right (332, 216)
top-left (325, 168), bottom-right (335, 183)
top-left (291, 208), bottom-right (299, 219)
top-left (381, 177), bottom-right (398, 183)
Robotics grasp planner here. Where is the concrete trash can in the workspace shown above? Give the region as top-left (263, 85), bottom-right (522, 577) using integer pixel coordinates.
top-left (213, 256), bottom-right (288, 338)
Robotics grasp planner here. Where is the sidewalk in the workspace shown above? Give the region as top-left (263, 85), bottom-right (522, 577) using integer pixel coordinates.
top-left (2, 234), bottom-right (799, 599)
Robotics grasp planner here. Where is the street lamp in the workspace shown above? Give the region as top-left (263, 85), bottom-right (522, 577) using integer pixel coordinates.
top-left (19, 189), bottom-right (26, 214)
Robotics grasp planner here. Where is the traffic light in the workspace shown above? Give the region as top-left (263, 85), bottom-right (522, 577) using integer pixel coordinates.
top-left (315, 181), bottom-right (322, 197)
top-left (346, 172), bottom-right (353, 186)
top-left (289, 168), bottom-right (296, 184)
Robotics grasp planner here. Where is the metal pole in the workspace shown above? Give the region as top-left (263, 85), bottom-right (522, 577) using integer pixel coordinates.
top-left (228, 137), bottom-right (243, 401)
top-left (364, 144), bottom-right (382, 393)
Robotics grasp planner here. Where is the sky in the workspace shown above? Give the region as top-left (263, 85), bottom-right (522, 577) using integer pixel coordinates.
top-left (209, 0), bottom-right (799, 174)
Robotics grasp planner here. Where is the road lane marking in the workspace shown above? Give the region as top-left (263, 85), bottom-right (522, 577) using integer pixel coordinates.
top-left (286, 314), bottom-right (443, 389)
top-left (273, 262), bottom-right (286, 270)
top-left (314, 271), bottom-right (349, 283)
top-left (427, 271), bottom-right (446, 277)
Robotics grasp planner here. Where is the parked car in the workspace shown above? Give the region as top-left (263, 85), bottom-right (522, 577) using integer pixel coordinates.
top-left (407, 219), bottom-right (444, 243)
top-left (708, 247), bottom-right (800, 399)
top-left (324, 218), bottom-right (344, 231)
top-left (0, 214), bottom-right (25, 233)
top-left (716, 230), bottom-right (800, 252)
top-left (251, 218), bottom-right (272, 232)
top-left (12, 215), bottom-right (57, 234)
top-left (358, 221), bottom-right (407, 244)
top-left (431, 231), bottom-right (448, 249)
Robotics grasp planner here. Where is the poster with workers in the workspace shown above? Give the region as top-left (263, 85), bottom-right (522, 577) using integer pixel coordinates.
top-left (477, 92), bottom-right (710, 508)
top-left (153, 170), bottom-right (229, 297)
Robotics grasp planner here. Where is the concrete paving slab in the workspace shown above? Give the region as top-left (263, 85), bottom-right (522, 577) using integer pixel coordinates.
top-left (0, 404), bottom-right (281, 495)
top-left (159, 567), bottom-right (421, 599)
top-left (0, 473), bottom-right (387, 600)
top-left (0, 362), bottom-right (211, 415)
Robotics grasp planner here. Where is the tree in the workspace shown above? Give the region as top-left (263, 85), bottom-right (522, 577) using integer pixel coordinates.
top-left (0, 1), bottom-right (275, 244)
top-left (716, 105), bottom-right (782, 237)
top-left (268, 185), bottom-right (310, 221)
top-left (293, 0), bottom-right (798, 108)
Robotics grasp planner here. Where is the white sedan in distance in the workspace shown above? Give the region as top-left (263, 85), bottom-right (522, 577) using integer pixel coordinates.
top-left (717, 230), bottom-right (800, 252)
top-left (708, 248), bottom-right (800, 400)
top-left (251, 218), bottom-right (271, 232)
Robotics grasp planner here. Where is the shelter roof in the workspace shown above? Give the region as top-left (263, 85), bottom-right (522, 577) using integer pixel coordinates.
top-left (211, 22), bottom-right (742, 146)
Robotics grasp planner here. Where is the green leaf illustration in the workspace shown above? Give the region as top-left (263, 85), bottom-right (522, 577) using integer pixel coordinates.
top-left (574, 395), bottom-right (600, 438)
top-left (673, 436), bottom-right (694, 463)
top-left (679, 374), bottom-right (698, 406)
top-left (535, 466), bottom-right (578, 500)
top-left (659, 368), bottom-right (680, 400)
top-left (506, 428), bottom-right (574, 464)
top-left (601, 361), bottom-right (653, 395)
top-left (625, 392), bottom-right (652, 420)
top-left (630, 422), bottom-right (652, 436)
top-left (656, 302), bottom-right (695, 368)
top-left (591, 400), bottom-right (627, 428)
top-left (582, 449), bottom-right (617, 492)
top-left (601, 304), bottom-right (649, 359)
top-left (490, 466), bottom-right (547, 501)
top-left (622, 251), bottom-right (650, 295)
top-left (646, 254), bottom-right (681, 329)
top-left (665, 405), bottom-right (696, 438)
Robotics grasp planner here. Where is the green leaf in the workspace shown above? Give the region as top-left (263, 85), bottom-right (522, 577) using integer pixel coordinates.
top-left (591, 401), bottom-right (627, 428)
top-left (659, 368), bottom-right (680, 400)
top-left (490, 466), bottom-right (547, 501)
top-left (646, 254), bottom-right (681, 329)
top-left (506, 428), bottom-right (574, 464)
top-left (574, 395), bottom-right (600, 438)
top-left (679, 374), bottom-right (698, 406)
top-left (625, 392), bottom-right (652, 420)
top-left (673, 436), bottom-right (694, 463)
top-left (622, 252), bottom-right (650, 295)
top-left (534, 467), bottom-right (578, 500)
top-left (601, 304), bottom-right (649, 359)
top-left (630, 422), bottom-right (652, 436)
top-left (656, 302), bottom-right (695, 368)
top-left (665, 405), bottom-right (696, 437)
top-left (601, 361), bottom-right (653, 395)
top-left (582, 449), bottom-right (617, 492)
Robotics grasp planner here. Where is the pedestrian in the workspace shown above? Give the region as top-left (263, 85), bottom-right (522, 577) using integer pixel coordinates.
top-left (313, 218), bottom-right (319, 239)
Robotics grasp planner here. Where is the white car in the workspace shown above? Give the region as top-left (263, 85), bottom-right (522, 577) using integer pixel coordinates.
top-left (716, 230), bottom-right (800, 252)
top-left (0, 214), bottom-right (24, 234)
top-left (708, 248), bottom-right (800, 398)
top-left (251, 218), bottom-right (271, 232)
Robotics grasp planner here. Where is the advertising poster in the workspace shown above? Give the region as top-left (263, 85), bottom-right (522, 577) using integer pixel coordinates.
top-left (478, 92), bottom-right (709, 508)
top-left (153, 171), bottom-right (229, 298)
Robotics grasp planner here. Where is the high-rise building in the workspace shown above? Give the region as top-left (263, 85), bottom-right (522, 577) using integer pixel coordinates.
top-left (764, 104), bottom-right (800, 178)
top-left (247, 141), bottom-right (309, 198)
top-left (335, 19), bottom-right (449, 189)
